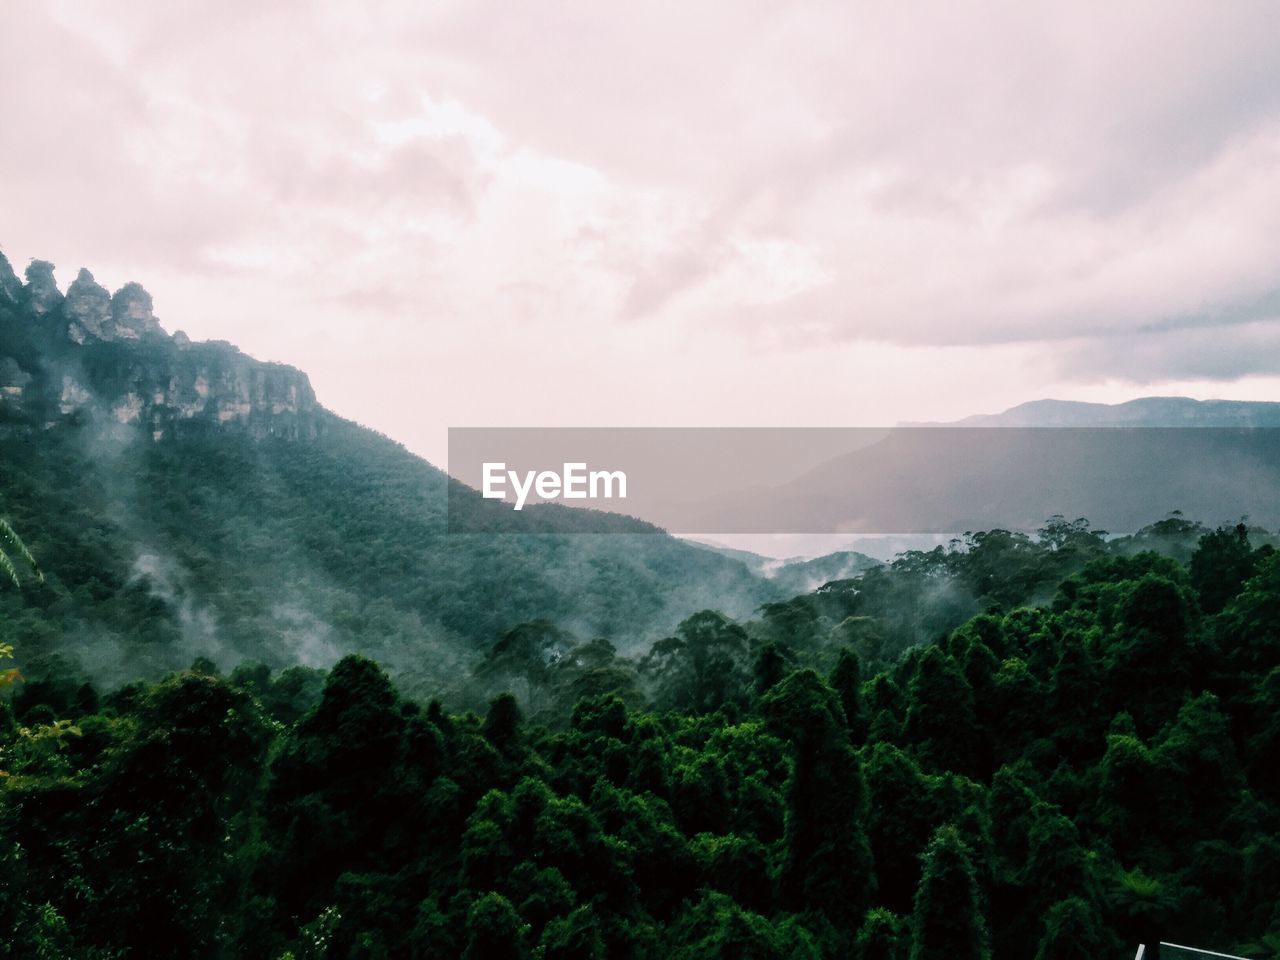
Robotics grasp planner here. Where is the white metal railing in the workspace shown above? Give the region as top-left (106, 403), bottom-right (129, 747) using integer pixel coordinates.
top-left (1136, 944), bottom-right (1249, 960)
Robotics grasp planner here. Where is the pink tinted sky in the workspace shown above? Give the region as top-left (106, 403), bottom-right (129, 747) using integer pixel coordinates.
top-left (3, 1), bottom-right (1280, 464)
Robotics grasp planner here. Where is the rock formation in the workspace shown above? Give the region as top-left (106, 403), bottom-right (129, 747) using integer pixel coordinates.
top-left (0, 250), bottom-right (21, 303)
top-left (0, 252), bottom-right (322, 440)
top-left (21, 259), bottom-right (63, 316)
top-left (64, 268), bottom-right (113, 342)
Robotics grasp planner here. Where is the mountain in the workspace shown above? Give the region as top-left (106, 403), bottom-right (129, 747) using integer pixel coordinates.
top-left (679, 398), bottom-right (1280, 536)
top-left (939, 395), bottom-right (1280, 427)
top-left (0, 259), bottom-right (321, 441)
top-left (765, 551), bottom-right (883, 594)
top-left (0, 251), bottom-right (779, 691)
top-left (689, 539), bottom-right (883, 593)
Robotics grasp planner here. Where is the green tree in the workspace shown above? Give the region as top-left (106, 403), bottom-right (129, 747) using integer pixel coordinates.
top-left (478, 620), bottom-right (579, 715)
top-left (1037, 515), bottom-right (1107, 555)
top-left (641, 610), bottom-right (750, 714)
top-left (856, 908), bottom-right (907, 960)
top-left (864, 742), bottom-right (933, 915)
top-left (261, 656), bottom-right (408, 924)
top-left (1189, 523), bottom-right (1256, 614)
top-left (1247, 667), bottom-right (1280, 801)
top-left (669, 891), bottom-right (819, 960)
top-left (753, 642), bottom-right (787, 696)
top-left (1105, 572), bottom-right (1197, 729)
top-left (1023, 803), bottom-right (1086, 907)
top-left (483, 692), bottom-right (523, 758)
top-left (1214, 552), bottom-right (1280, 674)
top-left (830, 647), bottom-right (868, 743)
top-left (1034, 897), bottom-right (1105, 960)
top-left (762, 669), bottom-right (875, 927)
top-left (904, 648), bottom-right (981, 776)
top-left (865, 672), bottom-right (906, 742)
top-left (1106, 868), bottom-right (1177, 958)
top-left (1153, 692), bottom-right (1244, 838)
top-left (1047, 637), bottom-right (1102, 763)
top-left (539, 905), bottom-right (604, 960)
top-left (464, 893), bottom-right (525, 960)
top-left (910, 825), bottom-right (989, 960)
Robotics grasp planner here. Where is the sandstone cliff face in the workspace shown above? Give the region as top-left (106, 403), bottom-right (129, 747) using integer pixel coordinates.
top-left (64, 268), bottom-right (112, 342)
top-left (0, 251), bottom-right (322, 440)
top-left (21, 259), bottom-right (63, 317)
top-left (109, 282), bottom-right (165, 340)
top-left (61, 268), bottom-right (169, 344)
top-left (0, 252), bottom-right (21, 303)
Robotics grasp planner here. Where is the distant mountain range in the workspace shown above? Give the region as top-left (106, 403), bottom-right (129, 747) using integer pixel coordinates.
top-left (936, 395), bottom-right (1280, 427)
top-left (676, 421), bottom-right (1280, 536)
top-left (798, 398), bottom-right (1280, 534)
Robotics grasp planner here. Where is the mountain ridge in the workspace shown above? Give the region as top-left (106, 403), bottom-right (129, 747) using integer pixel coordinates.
top-left (0, 249), bottom-right (779, 689)
top-left (920, 395), bottom-right (1280, 427)
top-left (0, 251), bottom-right (321, 441)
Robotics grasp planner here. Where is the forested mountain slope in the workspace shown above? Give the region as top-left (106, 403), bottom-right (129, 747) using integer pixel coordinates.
top-left (0, 252), bottom-right (776, 691)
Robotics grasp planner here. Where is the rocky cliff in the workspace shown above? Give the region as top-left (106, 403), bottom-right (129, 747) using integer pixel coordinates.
top-left (0, 250), bottom-right (321, 440)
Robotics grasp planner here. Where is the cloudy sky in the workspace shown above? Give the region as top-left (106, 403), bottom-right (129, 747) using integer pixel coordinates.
top-left (3, 1), bottom-right (1280, 464)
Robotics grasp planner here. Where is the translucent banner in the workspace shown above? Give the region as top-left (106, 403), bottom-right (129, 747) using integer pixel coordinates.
top-left (447, 427), bottom-right (1280, 535)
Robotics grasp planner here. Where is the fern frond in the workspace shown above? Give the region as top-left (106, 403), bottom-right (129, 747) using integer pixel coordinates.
top-left (0, 549), bottom-right (20, 589)
top-left (0, 517), bottom-right (42, 584)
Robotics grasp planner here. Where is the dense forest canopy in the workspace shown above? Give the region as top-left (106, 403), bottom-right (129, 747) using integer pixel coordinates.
top-left (3, 512), bottom-right (1280, 958)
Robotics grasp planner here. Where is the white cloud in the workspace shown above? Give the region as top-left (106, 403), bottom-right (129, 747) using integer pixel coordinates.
top-left (3, 1), bottom-right (1280, 464)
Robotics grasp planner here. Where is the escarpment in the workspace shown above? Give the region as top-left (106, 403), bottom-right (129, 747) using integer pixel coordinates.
top-left (0, 251), bottom-right (321, 440)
